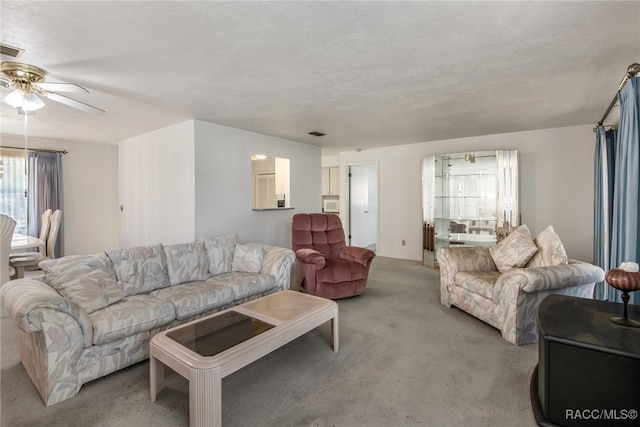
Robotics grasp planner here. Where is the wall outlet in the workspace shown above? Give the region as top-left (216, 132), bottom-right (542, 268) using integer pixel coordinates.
top-left (401, 240), bottom-right (406, 246)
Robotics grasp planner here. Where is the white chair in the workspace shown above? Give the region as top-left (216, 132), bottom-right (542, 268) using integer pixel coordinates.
top-left (46, 209), bottom-right (62, 259)
top-left (1, 214), bottom-right (17, 317)
top-left (9, 208), bottom-right (51, 260)
top-left (10, 209), bottom-right (62, 278)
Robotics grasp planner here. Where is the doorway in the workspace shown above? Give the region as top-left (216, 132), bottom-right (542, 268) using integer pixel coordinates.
top-left (348, 162), bottom-right (378, 252)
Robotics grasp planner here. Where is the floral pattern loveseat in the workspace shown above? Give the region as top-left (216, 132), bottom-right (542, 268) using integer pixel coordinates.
top-left (1, 234), bottom-right (294, 406)
top-left (437, 225), bottom-right (605, 345)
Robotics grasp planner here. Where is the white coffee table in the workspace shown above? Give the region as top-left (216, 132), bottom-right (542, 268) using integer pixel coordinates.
top-left (150, 290), bottom-right (339, 427)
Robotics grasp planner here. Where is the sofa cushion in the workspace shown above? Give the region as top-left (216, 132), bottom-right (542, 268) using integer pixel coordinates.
top-left (107, 244), bottom-right (170, 296)
top-left (150, 281), bottom-right (234, 320)
top-left (89, 294), bottom-right (175, 345)
top-left (455, 271), bottom-right (501, 300)
top-left (200, 234), bottom-right (238, 275)
top-left (526, 225), bottom-right (569, 268)
top-left (232, 243), bottom-right (264, 273)
top-left (489, 225), bottom-right (538, 273)
top-left (208, 272), bottom-right (276, 300)
top-left (40, 253), bottom-right (125, 314)
top-left (163, 241), bottom-right (210, 285)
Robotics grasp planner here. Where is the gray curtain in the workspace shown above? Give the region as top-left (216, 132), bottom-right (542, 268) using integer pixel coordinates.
top-left (27, 152), bottom-right (64, 257)
top-left (594, 76), bottom-right (639, 304)
top-left (593, 127), bottom-right (616, 300)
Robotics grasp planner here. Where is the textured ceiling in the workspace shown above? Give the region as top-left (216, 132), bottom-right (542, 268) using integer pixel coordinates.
top-left (1, 1), bottom-right (639, 154)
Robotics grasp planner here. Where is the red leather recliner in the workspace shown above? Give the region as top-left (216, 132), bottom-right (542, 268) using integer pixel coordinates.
top-left (291, 213), bottom-right (375, 299)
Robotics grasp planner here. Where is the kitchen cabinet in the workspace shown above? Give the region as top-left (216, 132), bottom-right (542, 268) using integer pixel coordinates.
top-left (322, 167), bottom-right (340, 196)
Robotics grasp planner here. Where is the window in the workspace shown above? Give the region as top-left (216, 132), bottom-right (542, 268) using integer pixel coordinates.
top-left (0, 149), bottom-right (28, 233)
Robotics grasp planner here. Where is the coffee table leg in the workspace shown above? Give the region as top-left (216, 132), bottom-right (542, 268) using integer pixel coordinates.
top-left (190, 366), bottom-right (222, 427)
top-left (149, 352), bottom-right (165, 402)
top-left (332, 311), bottom-right (339, 353)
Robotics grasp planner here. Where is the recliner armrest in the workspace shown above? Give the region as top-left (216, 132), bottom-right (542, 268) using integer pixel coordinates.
top-left (340, 246), bottom-right (375, 266)
top-left (295, 248), bottom-right (326, 269)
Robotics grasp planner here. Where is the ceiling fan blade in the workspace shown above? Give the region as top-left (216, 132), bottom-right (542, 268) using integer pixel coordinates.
top-left (35, 82), bottom-right (89, 93)
top-left (0, 76), bottom-right (13, 88)
top-left (45, 92), bottom-right (105, 115)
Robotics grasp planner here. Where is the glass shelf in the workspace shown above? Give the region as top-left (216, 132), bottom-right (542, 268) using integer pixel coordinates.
top-left (426, 150), bottom-right (519, 265)
top-left (435, 217), bottom-right (496, 221)
top-left (435, 173), bottom-right (497, 178)
top-left (435, 196), bottom-right (497, 199)
top-left (436, 233), bottom-right (497, 244)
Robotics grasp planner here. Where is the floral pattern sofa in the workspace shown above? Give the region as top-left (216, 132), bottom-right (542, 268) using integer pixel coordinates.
top-left (1, 234), bottom-right (294, 406)
top-left (437, 225), bottom-right (605, 345)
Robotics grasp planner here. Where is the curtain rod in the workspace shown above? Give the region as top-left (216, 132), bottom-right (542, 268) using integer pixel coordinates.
top-left (593, 63), bottom-right (640, 132)
top-left (0, 145), bottom-right (68, 154)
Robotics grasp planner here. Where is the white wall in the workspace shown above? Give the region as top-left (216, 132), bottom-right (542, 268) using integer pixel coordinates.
top-left (119, 121), bottom-right (195, 247)
top-left (117, 120), bottom-right (320, 249)
top-left (321, 155), bottom-right (339, 167)
top-left (194, 121), bottom-right (321, 248)
top-left (1, 135), bottom-right (119, 255)
top-left (335, 124), bottom-right (596, 262)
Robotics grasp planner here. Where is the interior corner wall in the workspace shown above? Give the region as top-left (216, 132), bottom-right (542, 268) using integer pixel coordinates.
top-left (335, 124), bottom-right (596, 262)
top-left (118, 121), bottom-right (196, 247)
top-left (1, 135), bottom-right (119, 255)
top-left (193, 120), bottom-right (321, 248)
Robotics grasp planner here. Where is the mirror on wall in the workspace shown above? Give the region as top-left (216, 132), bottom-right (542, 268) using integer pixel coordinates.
top-left (251, 155), bottom-right (291, 210)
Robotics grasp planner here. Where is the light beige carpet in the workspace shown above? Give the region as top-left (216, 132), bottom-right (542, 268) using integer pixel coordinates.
top-left (1, 256), bottom-right (538, 426)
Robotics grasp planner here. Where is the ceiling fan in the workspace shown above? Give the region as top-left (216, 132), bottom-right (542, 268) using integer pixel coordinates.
top-left (0, 61), bottom-right (105, 115)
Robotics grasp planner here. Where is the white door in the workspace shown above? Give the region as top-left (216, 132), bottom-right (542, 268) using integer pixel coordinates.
top-left (348, 163), bottom-right (378, 251)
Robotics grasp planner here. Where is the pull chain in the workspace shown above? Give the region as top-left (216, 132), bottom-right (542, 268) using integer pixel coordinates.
top-left (24, 110), bottom-right (28, 198)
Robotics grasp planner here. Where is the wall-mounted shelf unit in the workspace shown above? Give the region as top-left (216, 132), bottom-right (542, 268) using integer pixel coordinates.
top-left (430, 150), bottom-right (518, 262)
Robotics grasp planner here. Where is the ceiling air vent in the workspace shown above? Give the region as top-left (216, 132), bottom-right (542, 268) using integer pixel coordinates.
top-left (0, 44), bottom-right (23, 58)
top-left (308, 131), bottom-right (325, 137)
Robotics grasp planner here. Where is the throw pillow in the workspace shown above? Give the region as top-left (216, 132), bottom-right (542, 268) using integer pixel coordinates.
top-left (231, 243), bottom-right (264, 273)
top-left (489, 225), bottom-right (538, 273)
top-left (40, 253), bottom-right (124, 313)
top-left (527, 225), bottom-right (569, 268)
top-left (106, 243), bottom-right (170, 296)
top-left (200, 234), bottom-right (238, 275)
top-left (163, 241), bottom-right (210, 285)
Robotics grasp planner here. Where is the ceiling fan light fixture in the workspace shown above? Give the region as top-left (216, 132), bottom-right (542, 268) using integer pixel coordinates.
top-left (3, 88), bottom-right (25, 108)
top-left (1, 61), bottom-right (104, 115)
top-left (23, 92), bottom-right (45, 111)
top-left (3, 88), bottom-right (45, 112)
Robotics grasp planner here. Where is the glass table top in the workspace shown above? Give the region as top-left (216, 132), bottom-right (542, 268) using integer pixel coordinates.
top-left (166, 310), bottom-right (275, 357)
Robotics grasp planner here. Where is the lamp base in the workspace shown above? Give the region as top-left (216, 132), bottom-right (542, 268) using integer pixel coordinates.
top-left (610, 316), bottom-right (640, 327)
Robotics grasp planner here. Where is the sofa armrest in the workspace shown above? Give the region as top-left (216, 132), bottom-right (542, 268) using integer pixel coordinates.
top-left (437, 246), bottom-right (497, 306)
top-left (295, 248), bottom-right (326, 269)
top-left (340, 246), bottom-right (375, 266)
top-left (497, 260), bottom-right (605, 294)
top-left (494, 260), bottom-right (603, 345)
top-left (257, 244), bottom-right (295, 290)
top-left (1, 278), bottom-right (93, 347)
